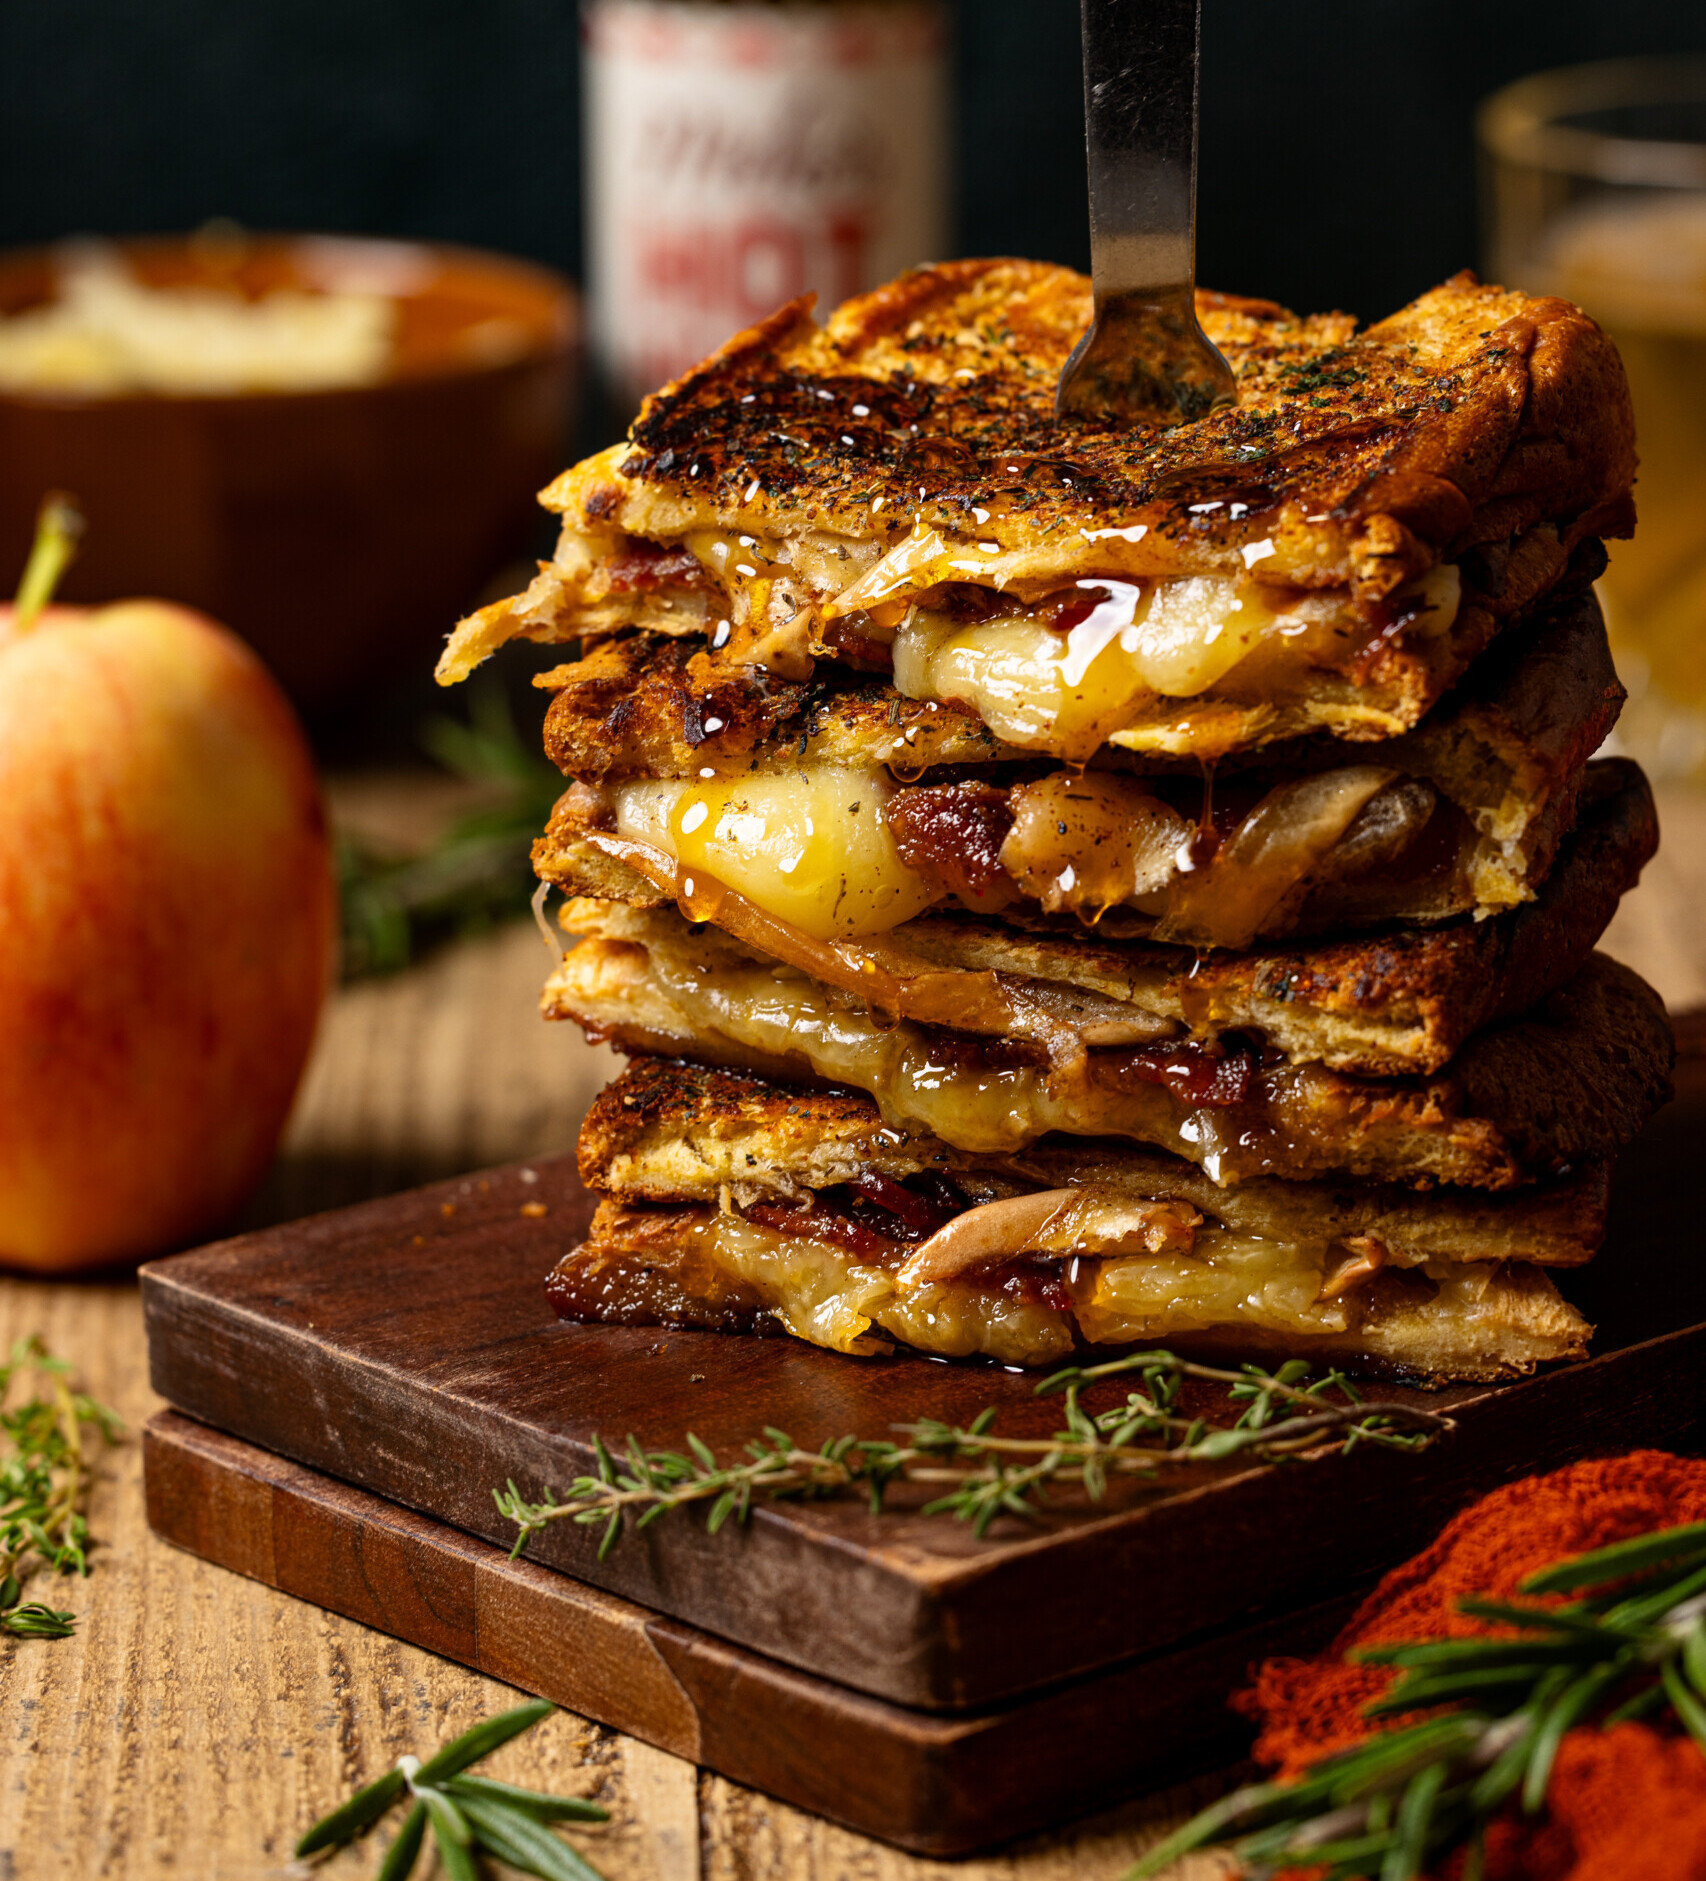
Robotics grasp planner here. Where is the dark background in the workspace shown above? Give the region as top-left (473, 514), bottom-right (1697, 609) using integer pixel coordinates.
top-left (4, 0), bottom-right (1705, 342)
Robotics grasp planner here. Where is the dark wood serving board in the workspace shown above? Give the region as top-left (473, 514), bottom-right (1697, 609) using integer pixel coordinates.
top-left (144, 1409), bottom-right (1357, 1854)
top-left (141, 1027), bottom-right (1706, 1715)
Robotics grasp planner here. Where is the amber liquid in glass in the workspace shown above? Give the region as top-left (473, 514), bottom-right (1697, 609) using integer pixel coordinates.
top-left (1547, 191), bottom-right (1706, 775)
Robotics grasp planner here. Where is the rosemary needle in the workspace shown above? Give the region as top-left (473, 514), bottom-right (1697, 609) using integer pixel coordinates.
top-left (375, 1801), bottom-right (426, 1881)
top-left (1129, 1516), bottom-right (1706, 1881)
top-left (294, 1701), bottom-right (609, 1880)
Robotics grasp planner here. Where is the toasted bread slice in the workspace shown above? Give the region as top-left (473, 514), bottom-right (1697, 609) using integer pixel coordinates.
top-left (549, 1200), bottom-right (1590, 1379)
top-left (530, 584), bottom-right (1627, 946)
top-left (549, 762), bottom-right (1655, 1079)
top-left (544, 948), bottom-right (1673, 1189)
top-left (556, 1061), bottom-right (1597, 1380)
top-left (440, 262), bottom-right (1633, 764)
top-left (577, 1057), bottom-right (1610, 1266)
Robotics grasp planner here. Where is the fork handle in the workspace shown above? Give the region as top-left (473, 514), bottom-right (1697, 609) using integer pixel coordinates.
top-left (1079, 0), bottom-right (1202, 295)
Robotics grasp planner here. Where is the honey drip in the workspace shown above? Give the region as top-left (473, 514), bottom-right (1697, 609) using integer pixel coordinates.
top-left (674, 865), bottom-right (728, 923)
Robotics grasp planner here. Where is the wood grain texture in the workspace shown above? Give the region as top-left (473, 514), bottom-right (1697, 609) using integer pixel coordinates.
top-left (2, 774), bottom-right (1703, 1880)
top-left (144, 1411), bottom-right (1359, 1854)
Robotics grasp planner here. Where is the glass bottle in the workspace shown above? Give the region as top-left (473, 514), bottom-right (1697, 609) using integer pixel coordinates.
top-left (583, 0), bottom-right (950, 416)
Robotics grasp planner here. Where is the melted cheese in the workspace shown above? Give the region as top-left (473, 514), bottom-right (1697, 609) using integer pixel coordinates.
top-left (619, 940), bottom-right (1187, 1156)
top-left (690, 1209), bottom-right (1578, 1372)
top-left (613, 767), bottom-right (941, 941)
top-left (696, 1205), bottom-right (1368, 1360)
top-left (610, 739), bottom-right (1438, 949)
top-left (887, 567), bottom-right (1461, 763)
top-left (891, 578), bottom-right (1289, 760)
top-left (695, 1213), bottom-right (1074, 1364)
top-left (1074, 1232), bottom-right (1352, 1341)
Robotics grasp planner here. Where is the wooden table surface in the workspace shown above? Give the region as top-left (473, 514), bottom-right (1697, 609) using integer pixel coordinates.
top-left (3, 778), bottom-right (1703, 1881)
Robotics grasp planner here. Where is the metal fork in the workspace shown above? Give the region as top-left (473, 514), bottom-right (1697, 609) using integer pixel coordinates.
top-left (1055, 0), bottom-right (1237, 430)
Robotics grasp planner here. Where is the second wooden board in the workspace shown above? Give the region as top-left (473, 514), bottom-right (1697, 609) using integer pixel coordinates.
top-left (144, 1409), bottom-right (1358, 1854)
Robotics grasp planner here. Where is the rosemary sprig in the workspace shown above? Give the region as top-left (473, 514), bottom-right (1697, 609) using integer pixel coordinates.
top-left (1130, 1516), bottom-right (1706, 1881)
top-left (337, 678), bottom-right (564, 979)
top-left (296, 1698), bottom-right (609, 1879)
top-left (495, 1350), bottom-right (1453, 1561)
top-left (0, 1336), bottom-right (121, 1640)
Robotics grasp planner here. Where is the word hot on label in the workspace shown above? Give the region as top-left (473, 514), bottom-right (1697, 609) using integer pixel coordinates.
top-left (584, 0), bottom-right (949, 411)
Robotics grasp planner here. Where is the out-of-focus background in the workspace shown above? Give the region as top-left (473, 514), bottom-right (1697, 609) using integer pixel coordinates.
top-left (1, 0), bottom-right (1701, 327)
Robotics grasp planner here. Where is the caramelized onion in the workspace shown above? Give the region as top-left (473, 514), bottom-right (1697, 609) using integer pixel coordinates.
top-left (897, 1188), bottom-right (1200, 1288)
top-left (1117, 1041), bottom-right (1253, 1108)
top-left (1316, 1234), bottom-right (1388, 1300)
top-left (1000, 772), bottom-right (1189, 920)
top-left (1154, 766), bottom-right (1399, 949)
top-left (896, 1190), bottom-right (1079, 1287)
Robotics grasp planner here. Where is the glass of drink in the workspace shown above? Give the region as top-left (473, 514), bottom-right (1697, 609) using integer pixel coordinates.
top-left (1481, 58), bottom-right (1706, 780)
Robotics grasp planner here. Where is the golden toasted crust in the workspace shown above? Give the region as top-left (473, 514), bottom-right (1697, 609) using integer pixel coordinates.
top-left (576, 1054), bottom-right (931, 1194)
top-left (1177, 758), bottom-right (1656, 1065)
top-left (577, 1057), bottom-right (1610, 1269)
top-left (537, 633), bottom-right (1017, 780)
top-left (439, 262), bottom-right (1635, 710)
top-left (548, 760), bottom-right (1653, 1078)
top-left (587, 264), bottom-right (1633, 593)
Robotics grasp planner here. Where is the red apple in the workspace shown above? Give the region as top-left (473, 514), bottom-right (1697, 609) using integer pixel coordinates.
top-left (0, 594), bottom-right (334, 1271)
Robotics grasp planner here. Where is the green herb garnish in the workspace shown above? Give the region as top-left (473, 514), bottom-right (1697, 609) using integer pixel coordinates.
top-left (1130, 1517), bottom-right (1706, 1881)
top-left (337, 678), bottom-right (565, 979)
top-left (495, 1350), bottom-right (1453, 1561)
top-left (296, 1700), bottom-right (608, 1879)
top-left (0, 1336), bottom-right (122, 1639)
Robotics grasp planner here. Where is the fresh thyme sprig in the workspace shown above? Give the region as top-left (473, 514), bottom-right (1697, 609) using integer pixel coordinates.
top-left (1130, 1516), bottom-right (1706, 1881)
top-left (496, 1350), bottom-right (1453, 1562)
top-left (296, 1698), bottom-right (609, 1880)
top-left (0, 1336), bottom-right (122, 1640)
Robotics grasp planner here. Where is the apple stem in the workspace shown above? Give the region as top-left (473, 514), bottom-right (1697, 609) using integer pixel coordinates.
top-left (13, 492), bottom-right (86, 632)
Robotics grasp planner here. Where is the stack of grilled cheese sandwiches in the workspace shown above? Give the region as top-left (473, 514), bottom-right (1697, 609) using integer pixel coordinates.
top-left (440, 260), bottom-right (1674, 1381)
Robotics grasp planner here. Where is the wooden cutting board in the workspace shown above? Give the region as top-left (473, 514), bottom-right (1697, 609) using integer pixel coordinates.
top-left (144, 1408), bottom-right (1357, 1854)
top-left (141, 1025), bottom-right (1706, 1715)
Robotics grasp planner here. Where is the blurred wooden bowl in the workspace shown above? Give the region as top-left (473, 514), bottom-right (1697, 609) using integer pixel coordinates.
top-left (0, 234), bottom-right (577, 714)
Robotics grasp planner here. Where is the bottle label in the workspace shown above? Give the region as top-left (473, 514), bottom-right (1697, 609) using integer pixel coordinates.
top-left (584, 0), bottom-right (949, 409)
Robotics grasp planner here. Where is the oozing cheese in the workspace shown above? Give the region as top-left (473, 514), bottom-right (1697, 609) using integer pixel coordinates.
top-left (891, 578), bottom-right (1288, 760)
top-left (1075, 1231), bottom-right (1353, 1341)
top-left (613, 767), bottom-right (940, 941)
top-left (574, 1184), bottom-right (1586, 1372)
top-left (630, 941), bottom-right (1074, 1152)
top-left (695, 1210), bottom-right (1359, 1361)
top-left (685, 1209), bottom-right (1578, 1371)
top-left (695, 1213), bottom-right (1075, 1364)
top-left (888, 567), bottom-right (1462, 763)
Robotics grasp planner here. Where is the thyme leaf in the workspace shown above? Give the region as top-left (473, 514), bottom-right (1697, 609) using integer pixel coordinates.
top-left (494, 1350), bottom-right (1452, 1560)
top-left (294, 1701), bottom-right (609, 1879)
top-left (0, 1336), bottom-right (122, 1639)
top-left (1128, 1516), bottom-right (1706, 1880)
